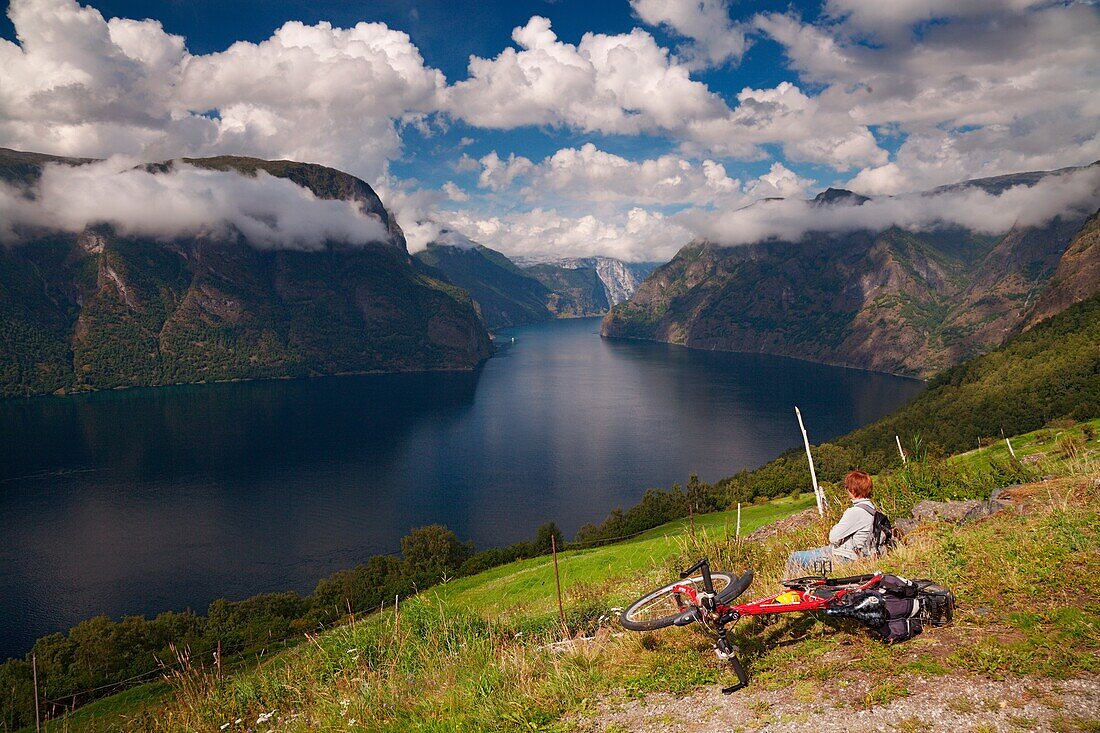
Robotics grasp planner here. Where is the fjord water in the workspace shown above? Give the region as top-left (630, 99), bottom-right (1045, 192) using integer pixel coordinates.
top-left (0, 318), bottom-right (922, 659)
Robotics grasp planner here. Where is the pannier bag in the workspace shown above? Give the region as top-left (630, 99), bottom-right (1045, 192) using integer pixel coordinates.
top-left (825, 574), bottom-right (955, 643)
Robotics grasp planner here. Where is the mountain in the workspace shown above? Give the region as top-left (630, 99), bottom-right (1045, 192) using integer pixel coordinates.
top-left (413, 232), bottom-right (554, 329)
top-left (522, 263), bottom-right (609, 317)
top-left (526, 256), bottom-right (659, 306)
top-left (602, 166), bottom-right (1100, 377)
top-left (0, 149), bottom-right (491, 397)
top-left (837, 291), bottom-right (1099, 459)
top-left (1023, 210), bottom-right (1100, 329)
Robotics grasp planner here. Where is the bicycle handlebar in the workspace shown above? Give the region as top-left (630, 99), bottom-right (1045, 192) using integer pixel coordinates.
top-left (680, 558), bottom-right (715, 597)
top-left (679, 558), bottom-right (707, 578)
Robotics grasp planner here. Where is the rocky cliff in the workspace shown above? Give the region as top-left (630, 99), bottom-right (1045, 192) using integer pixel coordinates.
top-left (549, 257), bottom-right (658, 306)
top-left (0, 149), bottom-right (491, 397)
top-left (602, 166), bottom-right (1100, 377)
top-left (1022, 210), bottom-right (1100, 329)
top-left (523, 263), bottom-right (609, 317)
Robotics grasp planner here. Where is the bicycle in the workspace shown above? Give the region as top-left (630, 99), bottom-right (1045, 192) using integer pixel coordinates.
top-left (619, 558), bottom-right (953, 693)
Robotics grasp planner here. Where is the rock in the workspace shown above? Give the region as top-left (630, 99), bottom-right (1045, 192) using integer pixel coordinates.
top-left (893, 518), bottom-right (919, 537)
top-left (990, 485), bottom-right (1023, 502)
top-left (910, 499), bottom-right (1007, 525)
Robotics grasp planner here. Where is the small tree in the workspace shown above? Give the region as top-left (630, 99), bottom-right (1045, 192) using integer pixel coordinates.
top-left (533, 522), bottom-right (564, 555)
top-left (401, 524), bottom-right (471, 584)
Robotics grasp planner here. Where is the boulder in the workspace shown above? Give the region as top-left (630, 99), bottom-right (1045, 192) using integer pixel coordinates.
top-left (910, 499), bottom-right (1008, 525)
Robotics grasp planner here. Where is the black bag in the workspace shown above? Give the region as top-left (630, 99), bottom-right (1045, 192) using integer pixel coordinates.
top-left (856, 503), bottom-right (896, 555)
top-left (914, 579), bottom-right (956, 626)
top-left (826, 574), bottom-right (952, 643)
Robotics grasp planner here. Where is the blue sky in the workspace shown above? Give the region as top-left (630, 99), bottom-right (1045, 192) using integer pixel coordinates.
top-left (1, 0), bottom-right (1097, 260)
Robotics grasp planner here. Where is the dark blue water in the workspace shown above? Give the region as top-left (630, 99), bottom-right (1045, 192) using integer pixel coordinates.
top-left (0, 318), bottom-right (923, 659)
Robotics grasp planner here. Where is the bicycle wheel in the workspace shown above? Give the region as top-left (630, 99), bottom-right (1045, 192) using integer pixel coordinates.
top-left (620, 572), bottom-right (736, 631)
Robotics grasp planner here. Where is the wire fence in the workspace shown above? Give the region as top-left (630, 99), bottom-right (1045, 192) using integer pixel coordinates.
top-left (28, 511), bottom-right (709, 724)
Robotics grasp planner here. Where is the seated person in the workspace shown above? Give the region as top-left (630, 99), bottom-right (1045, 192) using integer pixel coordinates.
top-left (785, 470), bottom-right (877, 578)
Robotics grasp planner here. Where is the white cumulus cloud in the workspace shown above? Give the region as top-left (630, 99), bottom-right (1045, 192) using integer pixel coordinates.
top-left (0, 0), bottom-right (445, 182)
top-left (440, 206), bottom-right (691, 262)
top-left (629, 0), bottom-right (749, 68)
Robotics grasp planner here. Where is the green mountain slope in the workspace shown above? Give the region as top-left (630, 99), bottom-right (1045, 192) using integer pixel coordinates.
top-left (602, 165), bottom-right (1099, 377)
top-left (837, 292), bottom-right (1100, 459)
top-left (413, 236), bottom-right (554, 329)
top-left (523, 263), bottom-right (609, 317)
top-left (0, 149), bottom-right (491, 397)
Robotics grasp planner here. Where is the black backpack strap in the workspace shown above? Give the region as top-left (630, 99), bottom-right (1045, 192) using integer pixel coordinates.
top-left (855, 502), bottom-right (876, 517)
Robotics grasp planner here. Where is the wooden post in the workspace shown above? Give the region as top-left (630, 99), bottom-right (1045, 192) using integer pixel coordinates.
top-left (896, 435), bottom-right (907, 464)
top-left (551, 535), bottom-right (566, 636)
top-left (736, 502), bottom-right (741, 538)
top-left (1002, 429), bottom-right (1017, 460)
top-left (32, 653), bottom-right (40, 733)
top-left (795, 407), bottom-right (825, 516)
top-left (215, 640), bottom-right (222, 678)
top-left (689, 504), bottom-right (695, 541)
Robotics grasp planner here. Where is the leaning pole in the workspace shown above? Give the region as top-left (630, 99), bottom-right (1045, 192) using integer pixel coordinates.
top-left (795, 407), bottom-right (826, 517)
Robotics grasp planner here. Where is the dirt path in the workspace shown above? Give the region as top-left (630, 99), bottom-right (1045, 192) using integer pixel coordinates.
top-left (580, 673), bottom-right (1095, 730)
top-left (575, 674), bottom-right (1100, 732)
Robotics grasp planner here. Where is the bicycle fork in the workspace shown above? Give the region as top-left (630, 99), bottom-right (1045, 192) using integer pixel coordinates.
top-left (714, 625), bottom-right (748, 694)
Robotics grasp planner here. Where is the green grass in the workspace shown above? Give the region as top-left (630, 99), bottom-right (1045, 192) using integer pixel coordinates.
top-left (433, 494), bottom-right (814, 618)
top-left (42, 682), bottom-right (171, 732)
top-left (947, 418), bottom-right (1100, 473)
top-left (34, 429), bottom-right (1100, 732)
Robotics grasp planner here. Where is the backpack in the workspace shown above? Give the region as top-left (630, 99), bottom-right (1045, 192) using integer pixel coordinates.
top-left (856, 502), bottom-right (896, 555)
top-left (826, 574), bottom-right (955, 644)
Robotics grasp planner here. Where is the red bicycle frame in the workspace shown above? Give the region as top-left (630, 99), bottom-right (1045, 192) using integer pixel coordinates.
top-left (667, 572), bottom-right (883, 618)
top-left (660, 564), bottom-right (885, 693)
top-left (727, 573), bottom-right (884, 616)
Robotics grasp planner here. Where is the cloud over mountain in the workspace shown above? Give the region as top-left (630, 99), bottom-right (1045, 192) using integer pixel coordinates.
top-left (0, 159), bottom-right (391, 247)
top-left (681, 165), bottom-right (1100, 246)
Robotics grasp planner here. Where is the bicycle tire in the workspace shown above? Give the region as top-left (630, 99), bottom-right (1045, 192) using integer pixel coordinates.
top-left (620, 572), bottom-right (736, 631)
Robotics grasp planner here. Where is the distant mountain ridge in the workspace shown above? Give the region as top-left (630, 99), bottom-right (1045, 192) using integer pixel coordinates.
top-left (602, 164), bottom-right (1100, 377)
top-left (414, 237), bottom-right (613, 326)
top-left (414, 234), bottom-right (555, 329)
top-left (518, 256), bottom-right (659, 306)
top-left (0, 148), bottom-right (491, 397)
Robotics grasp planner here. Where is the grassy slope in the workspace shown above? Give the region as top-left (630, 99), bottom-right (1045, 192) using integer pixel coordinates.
top-left (433, 495), bottom-right (814, 618)
top-left (37, 497), bottom-right (811, 732)
top-left (44, 426), bottom-right (1100, 731)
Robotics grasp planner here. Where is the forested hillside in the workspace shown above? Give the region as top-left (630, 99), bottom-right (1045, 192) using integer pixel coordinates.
top-left (0, 149), bottom-right (492, 397)
top-left (413, 237), bottom-right (555, 328)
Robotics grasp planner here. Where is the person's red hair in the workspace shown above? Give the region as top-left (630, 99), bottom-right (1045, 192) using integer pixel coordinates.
top-left (844, 470), bottom-right (873, 499)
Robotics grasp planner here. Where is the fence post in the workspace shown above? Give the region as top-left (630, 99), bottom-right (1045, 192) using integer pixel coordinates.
top-left (795, 407), bottom-right (825, 516)
top-left (736, 502), bottom-right (741, 538)
top-left (551, 535), bottom-right (566, 636)
top-left (32, 652), bottom-right (41, 733)
top-left (896, 435), bottom-right (907, 464)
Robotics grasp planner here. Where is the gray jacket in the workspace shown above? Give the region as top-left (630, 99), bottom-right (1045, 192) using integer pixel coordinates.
top-left (828, 499), bottom-right (876, 559)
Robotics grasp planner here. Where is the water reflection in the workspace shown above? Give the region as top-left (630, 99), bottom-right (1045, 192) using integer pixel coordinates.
top-left (0, 318), bottom-right (922, 659)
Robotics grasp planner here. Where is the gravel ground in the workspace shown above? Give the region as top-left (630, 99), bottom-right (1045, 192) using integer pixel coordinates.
top-left (575, 674), bottom-right (1100, 732)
